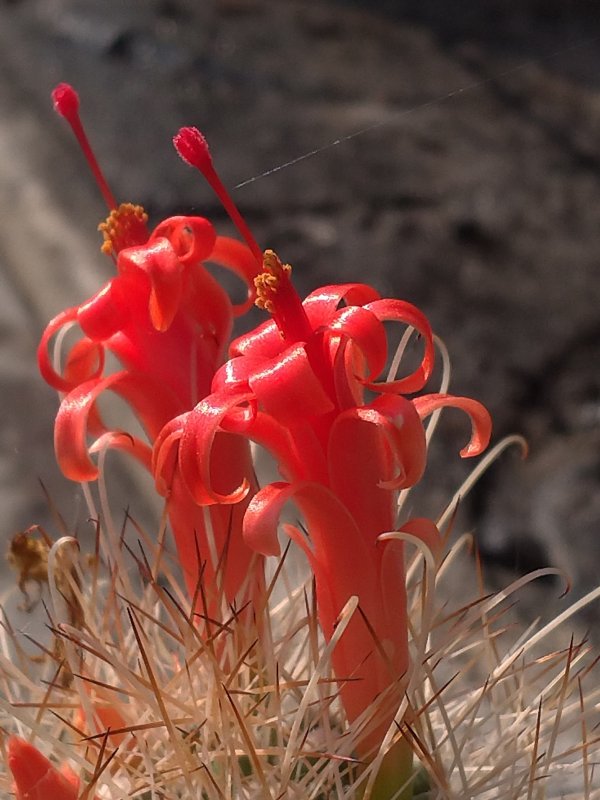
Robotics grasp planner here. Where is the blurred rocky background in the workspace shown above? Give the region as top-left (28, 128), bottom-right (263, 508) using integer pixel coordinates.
top-left (1, 0), bottom-right (599, 634)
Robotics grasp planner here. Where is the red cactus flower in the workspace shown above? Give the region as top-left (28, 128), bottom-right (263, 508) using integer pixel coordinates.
top-left (7, 736), bottom-right (84, 800)
top-left (38, 85), bottom-right (262, 604)
top-left (74, 701), bottom-right (133, 750)
top-left (155, 246), bottom-right (492, 755)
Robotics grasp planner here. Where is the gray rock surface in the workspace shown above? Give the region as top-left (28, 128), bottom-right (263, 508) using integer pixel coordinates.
top-left (0, 0), bottom-right (599, 635)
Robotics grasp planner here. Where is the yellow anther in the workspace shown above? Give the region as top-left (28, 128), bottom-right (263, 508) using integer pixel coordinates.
top-left (262, 249), bottom-right (291, 278)
top-left (254, 249), bottom-right (292, 313)
top-left (255, 296), bottom-right (275, 313)
top-left (98, 202), bottom-right (149, 255)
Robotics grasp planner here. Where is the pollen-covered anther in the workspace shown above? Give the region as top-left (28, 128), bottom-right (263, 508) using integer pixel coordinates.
top-left (254, 249), bottom-right (292, 312)
top-left (255, 296), bottom-right (274, 313)
top-left (98, 203), bottom-right (149, 256)
top-left (263, 249), bottom-right (292, 279)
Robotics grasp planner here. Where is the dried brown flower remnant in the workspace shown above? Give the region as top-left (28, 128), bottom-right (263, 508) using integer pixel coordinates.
top-left (7, 528), bottom-right (87, 688)
top-left (7, 528), bottom-right (50, 611)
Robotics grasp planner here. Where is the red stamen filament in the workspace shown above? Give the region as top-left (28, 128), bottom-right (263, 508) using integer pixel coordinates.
top-left (52, 83), bottom-right (117, 211)
top-left (255, 250), bottom-right (313, 343)
top-left (173, 127), bottom-right (263, 267)
top-left (255, 251), bottom-right (336, 406)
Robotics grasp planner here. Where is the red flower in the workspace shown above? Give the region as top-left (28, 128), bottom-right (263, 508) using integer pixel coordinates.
top-left (7, 737), bottom-right (86, 800)
top-left (38, 86), bottom-right (262, 604)
top-left (154, 249), bottom-right (492, 751)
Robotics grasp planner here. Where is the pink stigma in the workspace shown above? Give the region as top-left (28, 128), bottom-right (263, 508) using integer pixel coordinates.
top-left (173, 126), bottom-right (263, 267)
top-left (52, 82), bottom-right (80, 120)
top-left (173, 126), bottom-right (213, 172)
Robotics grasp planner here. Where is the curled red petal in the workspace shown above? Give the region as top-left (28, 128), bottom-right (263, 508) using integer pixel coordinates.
top-left (77, 279), bottom-right (124, 341)
top-left (372, 394), bottom-right (427, 489)
top-left (241, 409), bottom-right (327, 484)
top-left (231, 283), bottom-right (383, 359)
top-left (230, 317), bottom-right (284, 359)
top-left (55, 371), bottom-right (182, 482)
top-left (302, 283), bottom-right (382, 325)
top-left (354, 394), bottom-right (426, 489)
top-left (211, 354), bottom-right (265, 394)
top-left (62, 338), bottom-right (106, 438)
top-left (63, 337), bottom-right (104, 386)
top-left (328, 395), bottom-right (426, 542)
top-left (117, 238), bottom-right (184, 332)
top-left (150, 215), bottom-right (216, 265)
top-left (413, 393), bottom-right (492, 457)
top-left (37, 307), bottom-right (80, 392)
top-left (89, 431), bottom-right (152, 472)
top-left (363, 297), bottom-right (435, 393)
top-left (53, 378), bottom-right (117, 482)
top-left (152, 412), bottom-right (188, 495)
top-left (327, 334), bottom-right (365, 408)
top-left (249, 343), bottom-right (335, 423)
top-left (178, 391), bottom-right (255, 504)
top-left (242, 481), bottom-right (291, 557)
top-left (147, 273), bottom-right (182, 333)
top-left (328, 304), bottom-right (388, 383)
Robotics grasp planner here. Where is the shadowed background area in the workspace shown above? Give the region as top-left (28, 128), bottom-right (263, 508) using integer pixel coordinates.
top-left (1, 0), bottom-right (599, 631)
